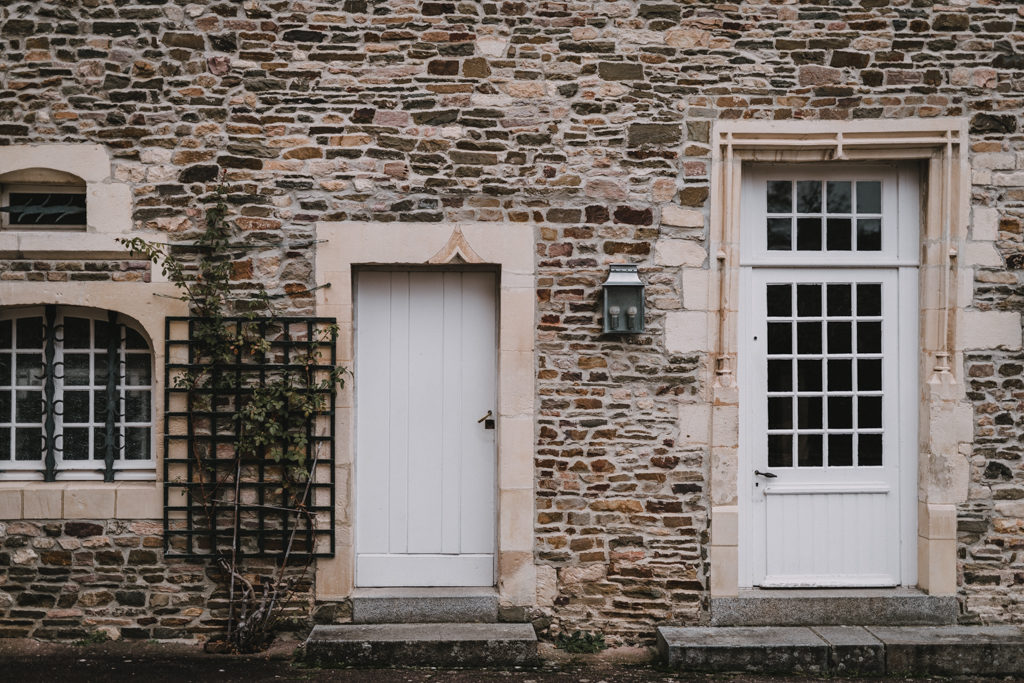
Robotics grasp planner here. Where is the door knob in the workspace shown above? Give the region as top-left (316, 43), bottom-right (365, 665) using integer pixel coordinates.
top-left (754, 470), bottom-right (778, 478)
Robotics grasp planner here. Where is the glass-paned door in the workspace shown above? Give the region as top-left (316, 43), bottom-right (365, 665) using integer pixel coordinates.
top-left (739, 164), bottom-right (918, 588)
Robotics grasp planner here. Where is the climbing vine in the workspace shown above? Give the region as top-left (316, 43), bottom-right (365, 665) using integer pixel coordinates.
top-left (119, 180), bottom-right (345, 653)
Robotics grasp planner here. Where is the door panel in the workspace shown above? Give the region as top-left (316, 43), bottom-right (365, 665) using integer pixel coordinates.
top-left (750, 269), bottom-right (901, 587)
top-left (355, 270), bottom-right (496, 587)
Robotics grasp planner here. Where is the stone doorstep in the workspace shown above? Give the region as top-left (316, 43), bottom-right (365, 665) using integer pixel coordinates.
top-left (302, 623), bottom-right (539, 668)
top-left (351, 586), bottom-right (499, 624)
top-left (710, 587), bottom-right (958, 626)
top-left (657, 625), bottom-right (1024, 677)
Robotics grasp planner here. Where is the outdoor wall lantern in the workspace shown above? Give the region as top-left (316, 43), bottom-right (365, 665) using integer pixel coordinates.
top-left (602, 264), bottom-right (645, 334)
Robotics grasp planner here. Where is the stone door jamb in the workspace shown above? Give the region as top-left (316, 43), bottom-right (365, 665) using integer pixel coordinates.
top-left (707, 118), bottom-right (977, 597)
top-left (312, 221), bottom-right (537, 608)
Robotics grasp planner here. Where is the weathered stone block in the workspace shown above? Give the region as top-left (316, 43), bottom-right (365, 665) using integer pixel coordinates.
top-left (598, 62), bottom-right (644, 81)
top-left (627, 124), bottom-right (682, 147)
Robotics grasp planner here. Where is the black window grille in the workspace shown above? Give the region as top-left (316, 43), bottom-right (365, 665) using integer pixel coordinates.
top-left (163, 316), bottom-right (337, 559)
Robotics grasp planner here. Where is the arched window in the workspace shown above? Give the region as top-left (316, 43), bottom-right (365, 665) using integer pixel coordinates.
top-left (0, 306), bottom-right (154, 481)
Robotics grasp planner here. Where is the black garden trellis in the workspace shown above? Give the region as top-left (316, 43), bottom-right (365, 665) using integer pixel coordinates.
top-left (163, 315), bottom-right (336, 559)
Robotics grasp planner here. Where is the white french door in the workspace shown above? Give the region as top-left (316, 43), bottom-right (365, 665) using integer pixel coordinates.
top-left (747, 269), bottom-right (902, 586)
top-left (355, 270), bottom-right (497, 587)
top-left (739, 166), bottom-right (918, 588)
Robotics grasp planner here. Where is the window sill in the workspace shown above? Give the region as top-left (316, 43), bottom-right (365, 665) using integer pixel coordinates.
top-left (0, 481), bottom-right (161, 520)
top-left (0, 232), bottom-right (153, 259)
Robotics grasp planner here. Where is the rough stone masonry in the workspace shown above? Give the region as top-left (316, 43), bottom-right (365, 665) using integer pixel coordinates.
top-left (1, 0), bottom-right (1023, 643)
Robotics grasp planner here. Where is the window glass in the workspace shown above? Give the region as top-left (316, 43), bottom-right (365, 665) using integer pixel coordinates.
top-left (765, 179), bottom-right (884, 253)
top-left (764, 279), bottom-right (887, 468)
top-left (5, 191), bottom-right (86, 229)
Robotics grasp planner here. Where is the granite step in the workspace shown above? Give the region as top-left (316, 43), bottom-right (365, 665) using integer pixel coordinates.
top-left (656, 625), bottom-right (1024, 677)
top-left (302, 623), bottom-right (538, 668)
top-left (710, 587), bottom-right (957, 626)
top-left (351, 587), bottom-right (499, 624)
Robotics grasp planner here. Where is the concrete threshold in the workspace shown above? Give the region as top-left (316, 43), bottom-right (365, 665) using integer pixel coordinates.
top-left (711, 587), bottom-right (957, 626)
top-left (657, 624), bottom-right (1024, 677)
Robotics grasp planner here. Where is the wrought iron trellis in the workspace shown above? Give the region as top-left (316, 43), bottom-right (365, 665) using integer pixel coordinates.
top-left (163, 316), bottom-right (337, 559)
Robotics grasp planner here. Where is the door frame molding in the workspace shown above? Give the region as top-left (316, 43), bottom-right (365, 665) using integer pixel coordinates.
top-left (313, 221), bottom-right (536, 607)
top-left (708, 119), bottom-right (976, 598)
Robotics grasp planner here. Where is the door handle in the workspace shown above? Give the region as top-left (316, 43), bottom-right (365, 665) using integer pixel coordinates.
top-left (478, 410), bottom-right (495, 430)
top-left (754, 470), bottom-right (777, 479)
top-left (477, 410), bottom-right (493, 423)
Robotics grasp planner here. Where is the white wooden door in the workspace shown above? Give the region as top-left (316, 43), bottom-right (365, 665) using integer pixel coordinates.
top-left (748, 269), bottom-right (902, 586)
top-left (739, 167), bottom-right (918, 588)
top-left (355, 270), bottom-right (496, 587)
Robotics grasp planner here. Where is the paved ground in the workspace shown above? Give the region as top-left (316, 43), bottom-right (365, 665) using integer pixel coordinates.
top-left (0, 638), bottom-right (1010, 682)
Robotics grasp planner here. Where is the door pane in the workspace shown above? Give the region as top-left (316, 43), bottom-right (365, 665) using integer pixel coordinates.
top-left (768, 434), bottom-right (792, 468)
top-left (767, 218), bottom-right (791, 250)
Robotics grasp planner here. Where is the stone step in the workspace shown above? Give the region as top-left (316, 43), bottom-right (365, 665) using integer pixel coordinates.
top-left (657, 625), bottom-right (1024, 677)
top-left (711, 588), bottom-right (957, 626)
top-left (302, 623), bottom-right (538, 668)
top-left (351, 587), bottom-right (499, 624)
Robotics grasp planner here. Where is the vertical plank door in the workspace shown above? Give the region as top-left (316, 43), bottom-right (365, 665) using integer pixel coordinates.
top-left (355, 270), bottom-right (497, 587)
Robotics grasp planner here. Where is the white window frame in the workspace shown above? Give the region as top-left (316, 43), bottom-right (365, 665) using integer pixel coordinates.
top-left (0, 305), bottom-right (155, 481)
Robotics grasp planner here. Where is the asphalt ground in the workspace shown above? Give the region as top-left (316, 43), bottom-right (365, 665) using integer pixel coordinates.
top-left (0, 638), bottom-right (1012, 683)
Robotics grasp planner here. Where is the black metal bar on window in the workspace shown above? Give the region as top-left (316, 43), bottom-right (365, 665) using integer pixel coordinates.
top-left (42, 305), bottom-right (57, 481)
top-left (104, 311), bottom-right (119, 482)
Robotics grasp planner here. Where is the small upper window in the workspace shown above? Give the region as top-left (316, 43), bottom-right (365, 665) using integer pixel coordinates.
top-left (0, 168), bottom-right (87, 231)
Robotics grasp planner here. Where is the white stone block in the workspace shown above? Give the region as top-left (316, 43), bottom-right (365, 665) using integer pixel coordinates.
top-left (973, 207), bottom-right (999, 241)
top-left (655, 239), bottom-right (706, 267)
top-left (973, 152), bottom-right (1016, 170)
top-left (498, 416), bottom-right (534, 490)
top-left (962, 241), bottom-right (1002, 267)
top-left (661, 204), bottom-right (704, 228)
top-left (682, 268), bottom-right (710, 311)
top-left (64, 486), bottom-right (116, 519)
top-left (115, 485), bottom-right (161, 519)
top-left (712, 405), bottom-right (739, 448)
top-left (709, 545), bottom-right (738, 596)
top-left (0, 489), bottom-right (21, 519)
top-left (665, 311), bottom-right (709, 352)
top-left (88, 182), bottom-right (132, 235)
top-left (957, 310), bottom-right (1021, 350)
top-left (711, 505), bottom-right (738, 546)
top-left (0, 144), bottom-right (110, 182)
top-left (992, 171), bottom-right (1024, 186)
top-left (22, 486), bottom-right (62, 519)
top-left (678, 402), bottom-right (710, 445)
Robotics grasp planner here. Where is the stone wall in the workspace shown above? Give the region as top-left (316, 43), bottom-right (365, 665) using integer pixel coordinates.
top-left (0, 519), bottom-right (314, 640)
top-left (0, 519), bottom-right (214, 639)
top-left (1, 0), bottom-right (1023, 643)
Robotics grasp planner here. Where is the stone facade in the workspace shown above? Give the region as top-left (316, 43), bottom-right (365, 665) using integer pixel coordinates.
top-left (1, 0), bottom-right (1023, 644)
